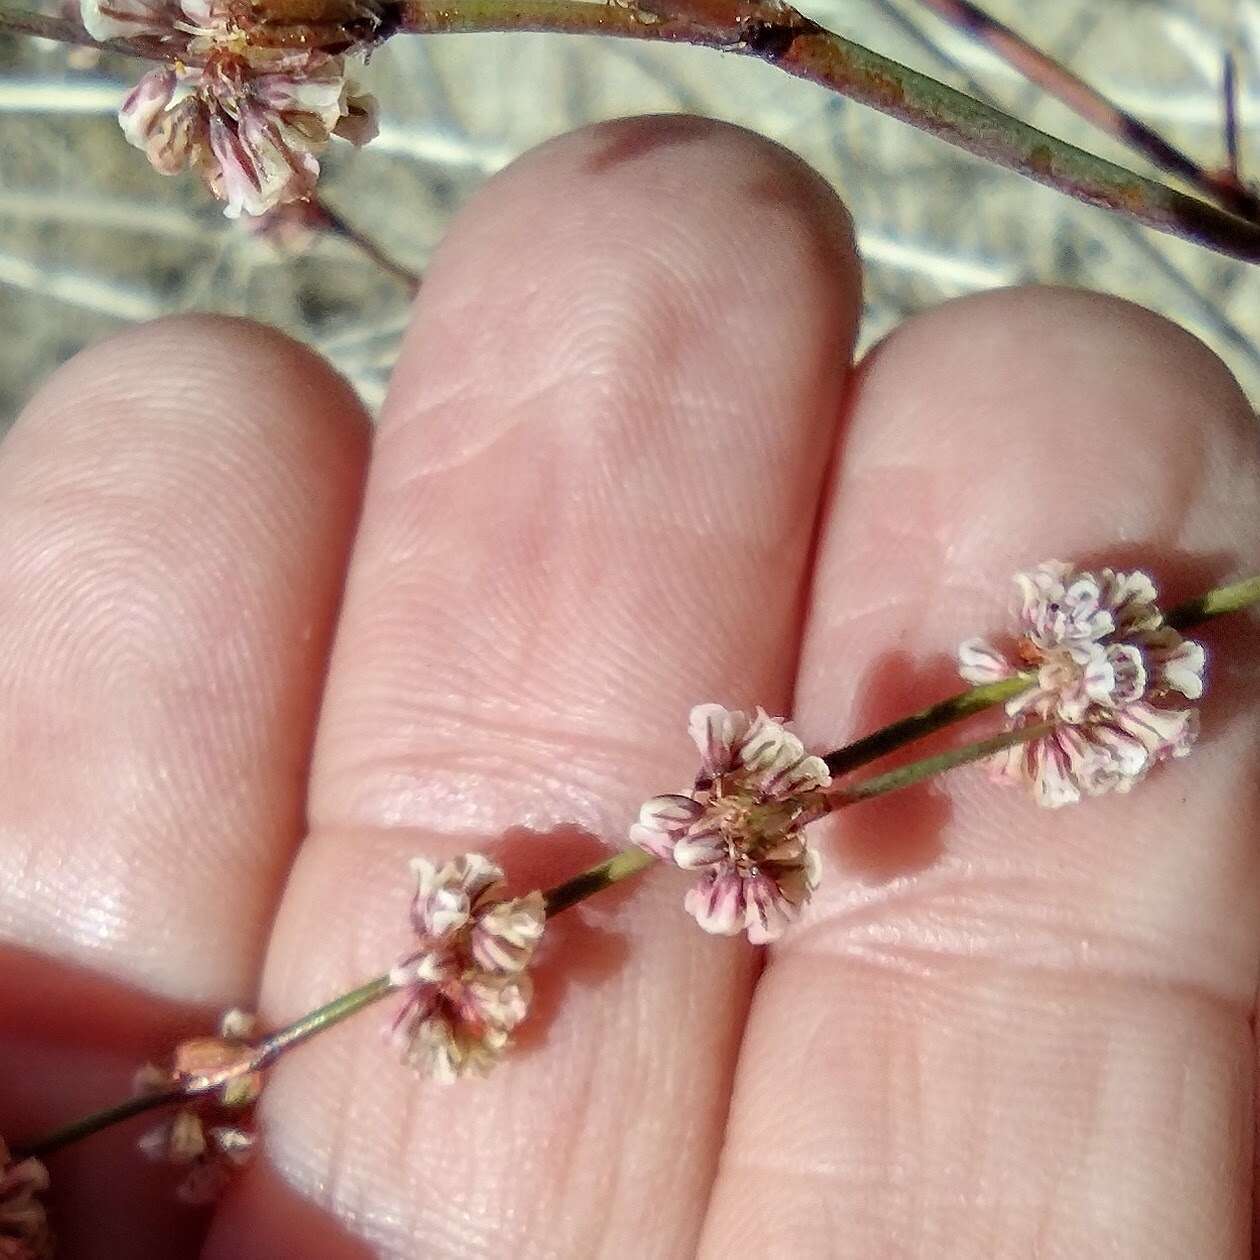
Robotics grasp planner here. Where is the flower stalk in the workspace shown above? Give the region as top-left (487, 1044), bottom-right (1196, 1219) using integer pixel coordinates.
top-left (4, 0), bottom-right (1260, 260)
top-left (10, 572), bottom-right (1259, 1158)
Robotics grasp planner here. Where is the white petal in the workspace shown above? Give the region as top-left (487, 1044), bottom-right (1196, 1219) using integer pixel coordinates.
top-left (470, 891), bottom-right (546, 974)
top-left (1028, 730), bottom-right (1084, 809)
top-left (687, 703), bottom-right (750, 779)
top-left (683, 869), bottom-right (746, 936)
top-left (672, 830), bottom-right (728, 870)
top-left (958, 637), bottom-right (1015, 685)
top-left (82, 0), bottom-right (179, 41)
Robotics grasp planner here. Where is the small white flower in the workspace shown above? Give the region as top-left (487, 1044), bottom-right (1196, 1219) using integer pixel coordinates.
top-left (85, 0), bottom-right (376, 217)
top-left (959, 561), bottom-right (1205, 807)
top-left (632, 704), bottom-right (829, 942)
top-left (389, 855), bottom-right (546, 1082)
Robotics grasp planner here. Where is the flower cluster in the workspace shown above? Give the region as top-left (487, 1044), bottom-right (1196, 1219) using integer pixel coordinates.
top-left (959, 561), bottom-right (1205, 807)
top-left (389, 855), bottom-right (546, 1083)
top-left (134, 1007), bottom-right (261, 1204)
top-left (0, 1140), bottom-right (51, 1260)
top-left (83, 0), bottom-right (377, 217)
top-left (631, 704), bottom-right (830, 942)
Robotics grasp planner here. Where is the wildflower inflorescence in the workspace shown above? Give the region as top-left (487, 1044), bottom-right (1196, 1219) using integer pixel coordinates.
top-left (0, 1140), bottom-right (51, 1260)
top-left (959, 561), bottom-right (1205, 807)
top-left (8, 557), bottom-right (1243, 1242)
top-left (134, 1007), bottom-right (261, 1203)
top-left (388, 854), bottom-right (547, 1082)
top-left (631, 704), bottom-right (830, 942)
top-left (84, 0), bottom-right (377, 217)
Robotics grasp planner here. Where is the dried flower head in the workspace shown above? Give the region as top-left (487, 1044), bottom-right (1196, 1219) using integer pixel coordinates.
top-left (0, 1139), bottom-right (52, 1260)
top-left (959, 561), bottom-right (1205, 807)
top-left (389, 854), bottom-right (546, 1083)
top-left (631, 704), bottom-right (830, 943)
top-left (134, 1007), bottom-right (261, 1203)
top-left (83, 0), bottom-right (377, 217)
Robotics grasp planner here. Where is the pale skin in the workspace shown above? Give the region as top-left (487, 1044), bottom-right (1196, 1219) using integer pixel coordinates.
top-left (1, 115), bottom-right (1259, 1259)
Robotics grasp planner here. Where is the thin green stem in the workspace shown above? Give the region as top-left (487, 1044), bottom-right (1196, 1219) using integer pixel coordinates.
top-left (542, 846), bottom-right (654, 916)
top-left (830, 721), bottom-right (1054, 806)
top-left (14, 1087), bottom-right (188, 1161)
top-left (1167, 575), bottom-right (1260, 628)
top-left (250, 974), bottom-right (396, 1069)
top-left (15, 574), bottom-right (1260, 1160)
top-left (823, 674), bottom-right (1032, 777)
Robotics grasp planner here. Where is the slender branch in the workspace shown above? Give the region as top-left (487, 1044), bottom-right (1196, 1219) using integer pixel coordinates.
top-left (384, 0), bottom-right (1260, 263)
top-left (1167, 574), bottom-right (1260, 628)
top-left (911, 0), bottom-right (1260, 222)
top-left (5, 0), bottom-right (1260, 264)
top-left (249, 974), bottom-right (395, 1068)
top-left (542, 846), bottom-right (653, 915)
top-left (11, 575), bottom-right (1260, 1158)
top-left (829, 720), bottom-right (1053, 806)
top-left (312, 197), bottom-right (423, 292)
top-left (823, 675), bottom-right (1031, 778)
top-left (14, 1087), bottom-right (188, 1160)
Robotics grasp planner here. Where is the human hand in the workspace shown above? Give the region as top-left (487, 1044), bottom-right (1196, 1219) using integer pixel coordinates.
top-left (3, 116), bottom-right (1259, 1259)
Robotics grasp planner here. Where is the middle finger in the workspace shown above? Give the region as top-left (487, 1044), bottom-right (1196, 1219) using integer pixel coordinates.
top-left (208, 117), bottom-right (861, 1258)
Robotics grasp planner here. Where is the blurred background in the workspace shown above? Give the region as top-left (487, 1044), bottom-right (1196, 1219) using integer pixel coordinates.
top-left (0, 0), bottom-right (1255, 420)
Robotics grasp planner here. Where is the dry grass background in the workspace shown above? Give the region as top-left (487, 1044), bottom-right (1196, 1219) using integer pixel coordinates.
top-left (0, 0), bottom-right (1255, 421)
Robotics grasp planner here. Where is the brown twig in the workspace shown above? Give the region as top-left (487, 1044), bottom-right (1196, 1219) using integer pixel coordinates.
top-left (910, 0), bottom-right (1260, 222)
top-left (4, 0), bottom-right (1260, 263)
top-left (311, 197), bottom-right (423, 292)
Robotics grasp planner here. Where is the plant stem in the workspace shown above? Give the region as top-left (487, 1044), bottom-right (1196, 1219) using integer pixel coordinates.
top-left (542, 846), bottom-right (654, 916)
top-left (828, 720), bottom-right (1053, 806)
top-left (823, 674), bottom-right (1031, 777)
top-left (1167, 574), bottom-right (1260, 628)
top-left (12, 575), bottom-right (1259, 1159)
top-left (249, 974), bottom-right (396, 1069)
top-left (312, 198), bottom-right (423, 292)
top-left (5, 0), bottom-right (1260, 264)
top-left (14, 1087), bottom-right (188, 1161)
top-left (383, 0), bottom-right (1260, 263)
top-left (911, 0), bottom-right (1260, 222)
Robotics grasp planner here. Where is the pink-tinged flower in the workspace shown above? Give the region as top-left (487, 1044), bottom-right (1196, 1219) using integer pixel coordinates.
top-left (959, 561), bottom-right (1205, 807)
top-left (85, 0), bottom-right (377, 217)
top-left (0, 1139), bottom-right (51, 1260)
top-left (134, 1008), bottom-right (261, 1203)
top-left (388, 854), bottom-right (546, 1083)
top-left (631, 704), bottom-right (830, 943)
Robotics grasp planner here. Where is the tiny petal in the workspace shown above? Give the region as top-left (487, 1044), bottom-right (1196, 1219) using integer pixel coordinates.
top-left (139, 1109), bottom-right (206, 1165)
top-left (81, 0), bottom-right (178, 40)
top-left (1096, 568), bottom-right (1159, 634)
top-left (1029, 731), bottom-right (1086, 810)
top-left (218, 1008), bottom-right (257, 1041)
top-left (743, 872), bottom-right (796, 944)
top-left (734, 709), bottom-right (831, 797)
top-left (629, 793), bottom-right (705, 859)
top-left (684, 869), bottom-right (747, 936)
top-left (335, 90), bottom-right (379, 146)
top-left (687, 703), bottom-right (750, 780)
top-left (1100, 642), bottom-right (1145, 707)
top-left (469, 891), bottom-right (546, 973)
top-left (1142, 627), bottom-right (1206, 700)
top-left (671, 828), bottom-right (728, 871)
top-left (958, 637), bottom-right (1016, 686)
